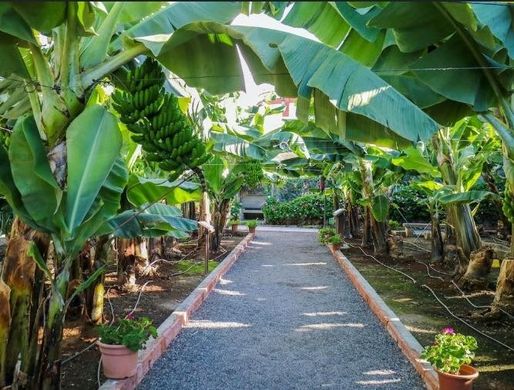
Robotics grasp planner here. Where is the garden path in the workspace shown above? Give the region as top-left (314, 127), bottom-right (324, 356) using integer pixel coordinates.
top-left (139, 230), bottom-right (424, 389)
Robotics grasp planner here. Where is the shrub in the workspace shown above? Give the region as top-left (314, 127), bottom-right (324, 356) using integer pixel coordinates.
top-left (246, 219), bottom-right (257, 229)
top-left (263, 193), bottom-right (333, 225)
top-left (319, 227), bottom-right (337, 244)
top-left (389, 219), bottom-right (402, 230)
top-left (328, 234), bottom-right (342, 245)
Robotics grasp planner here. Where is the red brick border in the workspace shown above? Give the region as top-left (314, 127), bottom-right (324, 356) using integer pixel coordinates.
top-left (99, 233), bottom-right (255, 390)
top-left (328, 246), bottom-right (439, 390)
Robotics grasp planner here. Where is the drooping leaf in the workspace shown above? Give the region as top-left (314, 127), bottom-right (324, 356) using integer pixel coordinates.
top-left (66, 105), bottom-right (122, 231)
top-left (126, 175), bottom-right (201, 207)
top-left (371, 194), bottom-right (389, 222)
top-left (9, 116), bottom-right (61, 226)
top-left (203, 156), bottom-right (225, 195)
top-left (438, 190), bottom-right (497, 206)
top-left (391, 147), bottom-right (440, 178)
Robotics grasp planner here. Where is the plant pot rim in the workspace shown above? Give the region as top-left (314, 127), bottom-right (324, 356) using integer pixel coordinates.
top-left (436, 364), bottom-right (479, 380)
top-left (97, 340), bottom-right (134, 351)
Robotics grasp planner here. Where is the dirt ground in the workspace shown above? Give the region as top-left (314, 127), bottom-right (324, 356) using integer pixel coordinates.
top-left (60, 233), bottom-right (245, 389)
top-left (342, 235), bottom-right (514, 390)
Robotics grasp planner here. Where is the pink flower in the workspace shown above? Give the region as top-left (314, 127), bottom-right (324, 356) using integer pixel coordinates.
top-left (442, 327), bottom-right (455, 335)
top-left (126, 312), bottom-right (135, 320)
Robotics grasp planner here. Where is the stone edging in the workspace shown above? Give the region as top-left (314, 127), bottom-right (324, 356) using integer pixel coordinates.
top-left (328, 246), bottom-right (439, 390)
top-left (99, 233), bottom-right (255, 390)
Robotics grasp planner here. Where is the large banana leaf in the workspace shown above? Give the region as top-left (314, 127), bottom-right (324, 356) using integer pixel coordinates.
top-left (9, 116), bottom-right (61, 227)
top-left (126, 175), bottom-right (201, 207)
top-left (66, 105), bottom-right (122, 231)
top-left (122, 8), bottom-right (439, 147)
top-left (106, 203), bottom-right (197, 239)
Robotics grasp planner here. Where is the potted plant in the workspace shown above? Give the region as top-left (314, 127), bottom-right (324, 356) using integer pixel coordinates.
top-left (421, 327), bottom-right (478, 390)
top-left (319, 227), bottom-right (337, 245)
top-left (246, 219), bottom-right (257, 234)
top-left (328, 234), bottom-right (343, 251)
top-left (229, 201), bottom-right (241, 233)
top-left (229, 218), bottom-right (240, 233)
top-left (97, 315), bottom-right (157, 379)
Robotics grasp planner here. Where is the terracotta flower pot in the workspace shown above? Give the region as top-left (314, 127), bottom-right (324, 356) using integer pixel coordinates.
top-left (231, 224), bottom-right (238, 233)
top-left (330, 243), bottom-right (341, 252)
top-left (437, 365), bottom-right (479, 390)
top-left (98, 341), bottom-right (138, 379)
top-left (249, 227), bottom-right (256, 234)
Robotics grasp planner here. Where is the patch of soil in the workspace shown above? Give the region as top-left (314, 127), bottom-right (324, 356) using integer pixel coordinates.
top-left (342, 237), bottom-right (514, 390)
top-left (61, 232), bottom-right (246, 389)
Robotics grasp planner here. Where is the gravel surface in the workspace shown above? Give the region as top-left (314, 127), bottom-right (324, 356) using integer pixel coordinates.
top-left (139, 231), bottom-right (425, 389)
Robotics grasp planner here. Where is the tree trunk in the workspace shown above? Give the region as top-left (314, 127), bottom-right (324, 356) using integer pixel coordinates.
top-left (117, 238), bottom-right (137, 289)
top-left (492, 258), bottom-right (514, 316)
top-left (0, 218), bottom-right (50, 387)
top-left (361, 207), bottom-right (373, 248)
top-left (370, 217), bottom-right (388, 256)
top-left (458, 246), bottom-right (495, 290)
top-left (0, 279), bottom-right (10, 387)
top-left (84, 236), bottom-right (109, 325)
top-left (211, 199), bottom-right (230, 252)
top-left (431, 211), bottom-right (444, 263)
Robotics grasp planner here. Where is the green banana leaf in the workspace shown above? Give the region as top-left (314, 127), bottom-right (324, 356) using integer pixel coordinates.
top-left (126, 175), bottom-right (201, 207)
top-left (66, 105), bottom-right (122, 232)
top-left (9, 115), bottom-right (62, 227)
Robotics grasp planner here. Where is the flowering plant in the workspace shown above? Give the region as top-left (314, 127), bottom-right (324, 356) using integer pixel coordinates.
top-left (98, 315), bottom-right (157, 352)
top-left (421, 327), bottom-right (478, 374)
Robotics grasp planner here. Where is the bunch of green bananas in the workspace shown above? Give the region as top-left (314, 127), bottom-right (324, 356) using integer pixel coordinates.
top-left (502, 188), bottom-right (514, 224)
top-left (112, 58), bottom-right (209, 179)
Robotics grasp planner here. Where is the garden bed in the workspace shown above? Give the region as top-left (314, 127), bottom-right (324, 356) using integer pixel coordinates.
top-left (342, 237), bottom-right (514, 390)
top-left (60, 233), bottom-right (246, 390)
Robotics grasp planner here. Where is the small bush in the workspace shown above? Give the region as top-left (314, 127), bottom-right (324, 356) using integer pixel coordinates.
top-left (319, 227), bottom-right (337, 244)
top-left (246, 219), bottom-right (257, 229)
top-left (389, 220), bottom-right (402, 230)
top-left (263, 193), bottom-right (333, 225)
top-left (98, 316), bottom-right (157, 352)
top-left (328, 234), bottom-right (342, 245)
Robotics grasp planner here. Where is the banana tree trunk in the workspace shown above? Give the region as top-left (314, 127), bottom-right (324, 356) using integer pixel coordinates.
top-left (370, 217), bottom-right (388, 256)
top-left (0, 218), bottom-right (49, 387)
top-left (361, 207), bottom-right (373, 248)
top-left (0, 279), bottom-right (10, 387)
top-left (430, 210), bottom-right (444, 263)
top-left (211, 199), bottom-right (230, 252)
top-left (84, 236), bottom-right (109, 325)
top-left (434, 130), bottom-right (481, 260)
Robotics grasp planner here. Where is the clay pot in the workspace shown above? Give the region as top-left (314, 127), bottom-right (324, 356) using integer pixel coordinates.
top-left (98, 341), bottom-right (138, 379)
top-left (437, 365), bottom-right (479, 390)
top-left (249, 227), bottom-right (256, 234)
top-left (330, 243), bottom-right (341, 252)
top-left (231, 224), bottom-right (238, 233)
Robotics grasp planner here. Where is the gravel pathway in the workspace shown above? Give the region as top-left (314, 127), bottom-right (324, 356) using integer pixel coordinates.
top-left (139, 231), bottom-right (425, 389)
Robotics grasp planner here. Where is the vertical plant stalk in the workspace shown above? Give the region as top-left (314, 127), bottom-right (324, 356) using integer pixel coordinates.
top-left (0, 279), bottom-right (10, 388)
top-left (433, 130), bottom-right (481, 260)
top-left (429, 202), bottom-right (444, 263)
top-left (1, 218), bottom-right (50, 386)
top-left (359, 159), bottom-right (388, 254)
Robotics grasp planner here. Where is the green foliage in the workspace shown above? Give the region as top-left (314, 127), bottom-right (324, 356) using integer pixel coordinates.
top-left (274, 177), bottom-right (320, 202)
top-left (98, 316), bottom-right (157, 352)
top-left (421, 328), bottom-right (478, 374)
top-left (388, 220), bottom-right (402, 230)
top-left (246, 219), bottom-right (257, 229)
top-left (176, 259), bottom-right (218, 275)
top-left (241, 161), bottom-right (264, 189)
top-left (389, 185), bottom-right (430, 222)
top-left (328, 234), bottom-right (342, 245)
top-left (263, 193), bottom-right (333, 225)
top-left (319, 227), bottom-right (337, 244)
top-left (230, 201), bottom-right (241, 220)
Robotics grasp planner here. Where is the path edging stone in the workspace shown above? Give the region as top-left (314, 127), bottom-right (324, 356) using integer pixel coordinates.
top-left (99, 233), bottom-right (255, 390)
top-left (328, 246), bottom-right (439, 390)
